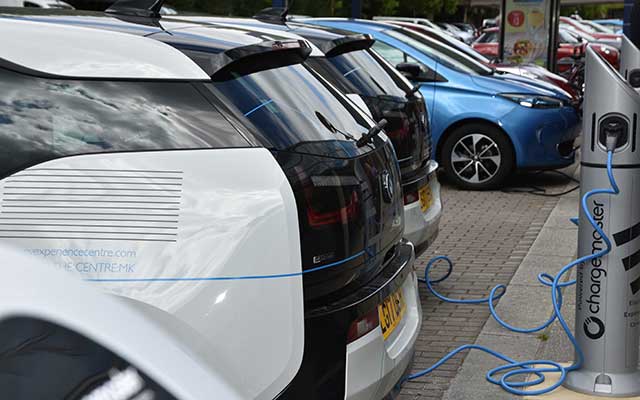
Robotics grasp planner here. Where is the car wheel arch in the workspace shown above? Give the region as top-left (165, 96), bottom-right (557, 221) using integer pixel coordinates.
top-left (436, 118), bottom-right (517, 166)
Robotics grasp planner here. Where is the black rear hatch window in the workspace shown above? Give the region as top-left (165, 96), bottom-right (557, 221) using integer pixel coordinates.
top-left (205, 64), bottom-right (404, 303)
top-left (207, 64), bottom-right (372, 158)
top-left (305, 49), bottom-right (430, 175)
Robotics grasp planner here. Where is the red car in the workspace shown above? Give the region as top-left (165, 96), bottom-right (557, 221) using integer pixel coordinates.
top-left (473, 27), bottom-right (619, 73)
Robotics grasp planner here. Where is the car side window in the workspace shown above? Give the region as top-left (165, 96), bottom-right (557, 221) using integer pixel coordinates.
top-left (0, 316), bottom-right (178, 400)
top-left (0, 68), bottom-right (249, 178)
top-left (373, 43), bottom-right (445, 83)
top-left (372, 41), bottom-right (407, 66)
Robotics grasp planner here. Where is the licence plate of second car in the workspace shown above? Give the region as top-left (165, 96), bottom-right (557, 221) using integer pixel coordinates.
top-left (378, 288), bottom-right (406, 340)
top-left (419, 185), bottom-right (434, 213)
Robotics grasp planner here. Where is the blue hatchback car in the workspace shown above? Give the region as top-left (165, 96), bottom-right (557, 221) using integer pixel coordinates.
top-left (306, 18), bottom-right (581, 190)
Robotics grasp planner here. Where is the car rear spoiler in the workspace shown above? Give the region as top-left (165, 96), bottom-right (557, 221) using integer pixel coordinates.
top-left (205, 39), bottom-right (312, 81)
top-left (318, 34), bottom-right (375, 57)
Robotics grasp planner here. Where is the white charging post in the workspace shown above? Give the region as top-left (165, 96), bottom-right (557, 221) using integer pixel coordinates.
top-left (564, 46), bottom-right (640, 396)
top-left (621, 35), bottom-right (640, 89)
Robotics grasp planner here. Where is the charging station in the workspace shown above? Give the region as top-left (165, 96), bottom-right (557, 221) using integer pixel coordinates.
top-left (621, 35), bottom-right (640, 89)
top-left (564, 46), bottom-right (640, 397)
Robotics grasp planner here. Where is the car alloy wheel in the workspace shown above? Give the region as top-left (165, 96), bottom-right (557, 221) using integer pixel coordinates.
top-left (451, 133), bottom-right (501, 184)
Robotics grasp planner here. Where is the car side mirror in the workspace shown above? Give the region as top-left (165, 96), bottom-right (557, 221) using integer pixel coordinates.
top-left (396, 62), bottom-right (422, 80)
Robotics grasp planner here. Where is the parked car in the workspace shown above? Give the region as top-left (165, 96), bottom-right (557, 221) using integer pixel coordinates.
top-left (474, 27), bottom-right (619, 73)
top-left (593, 18), bottom-right (623, 34)
top-left (561, 23), bottom-right (622, 52)
top-left (0, 244), bottom-right (246, 399)
top-left (180, 13), bottom-right (442, 256)
top-left (560, 16), bottom-right (622, 44)
top-left (0, 0), bottom-right (72, 7)
top-left (386, 20), bottom-right (579, 101)
top-left (0, 9), bottom-right (421, 400)
top-left (307, 18), bottom-right (581, 190)
top-left (581, 19), bottom-right (616, 35)
top-left (482, 15), bottom-right (499, 28)
top-left (373, 15), bottom-right (440, 31)
top-left (559, 27), bottom-right (620, 69)
top-left (452, 22), bottom-right (478, 38)
top-left (379, 20), bottom-right (579, 104)
top-left (436, 21), bottom-right (474, 44)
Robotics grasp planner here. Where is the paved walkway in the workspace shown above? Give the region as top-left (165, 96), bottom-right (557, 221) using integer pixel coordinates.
top-left (399, 167), bottom-right (579, 400)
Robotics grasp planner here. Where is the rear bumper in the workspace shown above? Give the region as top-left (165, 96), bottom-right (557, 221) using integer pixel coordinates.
top-left (403, 160), bottom-right (441, 257)
top-left (277, 241), bottom-right (419, 400)
top-left (344, 265), bottom-right (422, 400)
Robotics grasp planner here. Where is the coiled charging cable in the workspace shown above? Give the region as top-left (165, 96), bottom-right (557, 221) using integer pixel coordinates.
top-left (404, 150), bottom-right (619, 395)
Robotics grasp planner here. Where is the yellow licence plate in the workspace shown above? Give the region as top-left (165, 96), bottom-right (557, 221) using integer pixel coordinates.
top-left (378, 289), bottom-right (407, 340)
top-left (419, 185), bottom-right (434, 213)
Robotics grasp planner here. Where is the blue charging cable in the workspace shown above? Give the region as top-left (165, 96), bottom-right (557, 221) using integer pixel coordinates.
top-left (405, 151), bottom-right (619, 395)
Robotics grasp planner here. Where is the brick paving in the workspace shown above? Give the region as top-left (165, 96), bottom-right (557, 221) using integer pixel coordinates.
top-left (399, 171), bottom-right (575, 400)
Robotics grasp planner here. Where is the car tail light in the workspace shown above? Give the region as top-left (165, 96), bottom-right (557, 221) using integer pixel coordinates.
top-left (306, 189), bottom-right (359, 227)
top-left (404, 190), bottom-right (419, 205)
top-left (384, 119), bottom-right (411, 141)
top-left (347, 308), bottom-right (380, 343)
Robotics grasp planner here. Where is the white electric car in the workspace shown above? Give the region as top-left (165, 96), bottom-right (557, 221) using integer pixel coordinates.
top-left (0, 0), bottom-right (73, 8)
top-left (0, 244), bottom-right (245, 399)
top-left (0, 14), bottom-right (422, 399)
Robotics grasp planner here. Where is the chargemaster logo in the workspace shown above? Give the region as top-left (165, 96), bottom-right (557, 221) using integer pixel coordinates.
top-left (584, 316), bottom-right (605, 340)
top-left (584, 199), bottom-right (607, 340)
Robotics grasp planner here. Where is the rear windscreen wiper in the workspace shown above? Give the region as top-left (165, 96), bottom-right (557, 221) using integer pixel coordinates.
top-left (406, 84), bottom-right (422, 98)
top-left (357, 119), bottom-right (388, 147)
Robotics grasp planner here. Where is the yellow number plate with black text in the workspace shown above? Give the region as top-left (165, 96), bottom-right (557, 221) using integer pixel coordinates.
top-left (419, 185), bottom-right (434, 213)
top-left (378, 289), bottom-right (406, 340)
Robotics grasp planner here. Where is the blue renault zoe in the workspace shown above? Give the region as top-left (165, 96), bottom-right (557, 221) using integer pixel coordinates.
top-left (306, 18), bottom-right (581, 190)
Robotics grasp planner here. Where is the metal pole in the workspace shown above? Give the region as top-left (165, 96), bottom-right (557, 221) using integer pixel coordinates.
top-left (624, 0), bottom-right (634, 37)
top-left (351, 0), bottom-right (362, 18)
top-left (498, 0), bottom-right (506, 62)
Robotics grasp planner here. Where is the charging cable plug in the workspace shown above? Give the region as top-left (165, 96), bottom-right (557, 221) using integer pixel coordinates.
top-left (605, 131), bottom-right (621, 152)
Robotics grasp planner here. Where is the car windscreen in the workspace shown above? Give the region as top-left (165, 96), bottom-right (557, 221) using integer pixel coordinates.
top-left (422, 27), bottom-right (492, 63)
top-left (208, 63), bottom-right (371, 153)
top-left (386, 28), bottom-right (493, 75)
top-left (304, 49), bottom-right (407, 98)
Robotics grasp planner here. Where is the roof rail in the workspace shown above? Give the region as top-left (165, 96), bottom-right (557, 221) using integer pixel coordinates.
top-left (105, 0), bottom-right (165, 19)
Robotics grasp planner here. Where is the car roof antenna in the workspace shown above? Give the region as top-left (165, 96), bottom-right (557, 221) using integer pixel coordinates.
top-left (254, 1), bottom-right (294, 25)
top-left (106, 0), bottom-right (165, 19)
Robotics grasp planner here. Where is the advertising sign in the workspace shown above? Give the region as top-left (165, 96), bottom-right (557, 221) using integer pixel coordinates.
top-left (500, 0), bottom-right (558, 69)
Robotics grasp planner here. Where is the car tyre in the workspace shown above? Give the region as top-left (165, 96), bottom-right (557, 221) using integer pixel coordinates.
top-left (441, 123), bottom-right (514, 190)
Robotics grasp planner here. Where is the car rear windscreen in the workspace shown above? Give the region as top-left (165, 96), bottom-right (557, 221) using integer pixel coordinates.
top-left (206, 64), bottom-right (375, 157)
